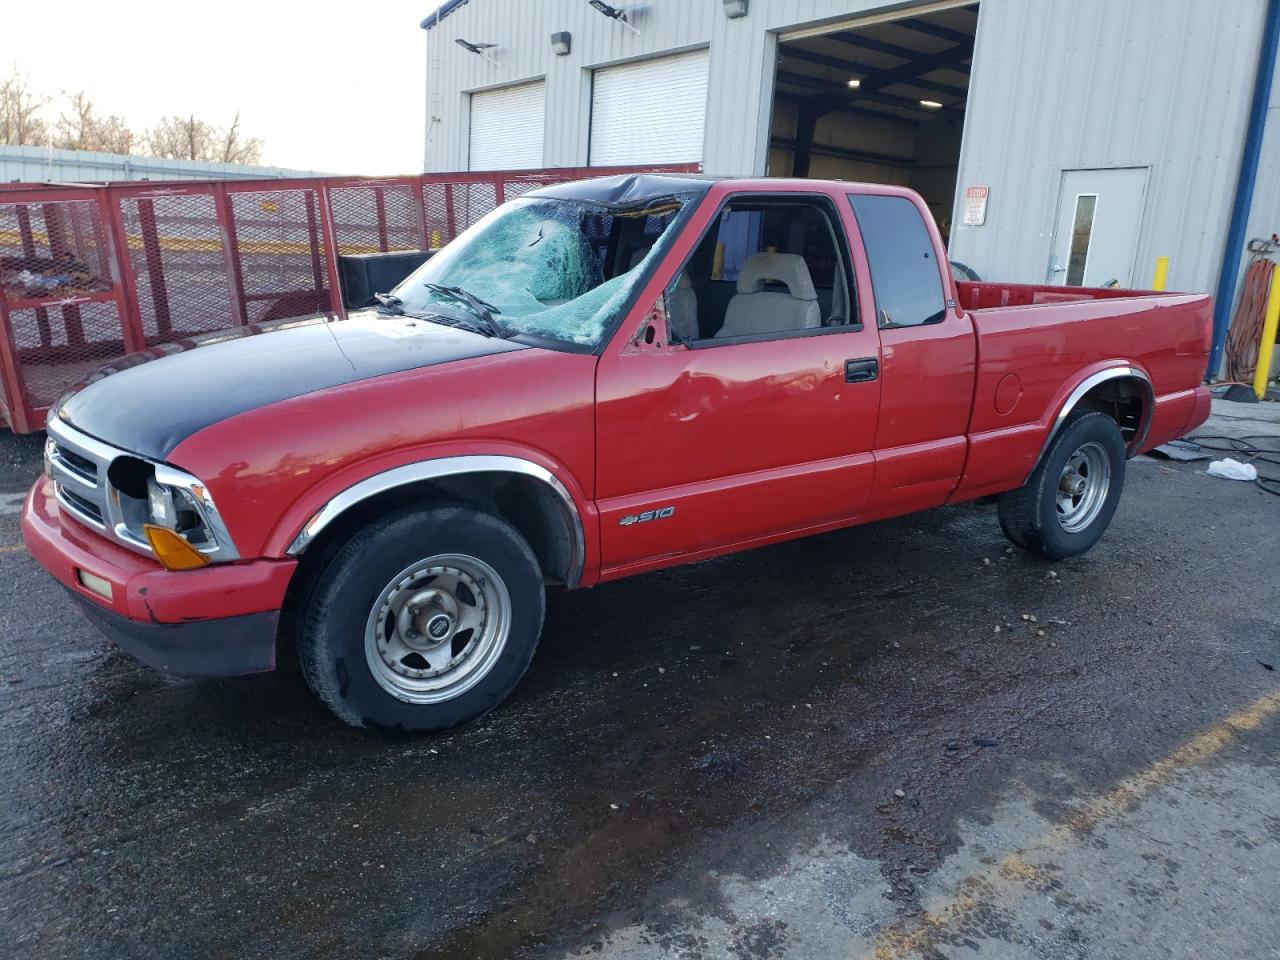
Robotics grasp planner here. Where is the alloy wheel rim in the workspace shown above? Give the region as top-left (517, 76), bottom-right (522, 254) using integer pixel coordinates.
top-left (1055, 441), bottom-right (1111, 534)
top-left (364, 553), bottom-right (511, 704)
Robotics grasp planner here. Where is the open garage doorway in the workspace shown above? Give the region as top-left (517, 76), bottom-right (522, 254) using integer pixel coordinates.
top-left (769, 3), bottom-right (978, 247)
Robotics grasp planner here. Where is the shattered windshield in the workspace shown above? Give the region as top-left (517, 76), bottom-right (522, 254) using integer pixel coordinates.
top-left (390, 196), bottom-right (686, 347)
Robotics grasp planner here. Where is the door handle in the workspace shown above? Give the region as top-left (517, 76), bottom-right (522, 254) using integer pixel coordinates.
top-left (845, 358), bottom-right (879, 383)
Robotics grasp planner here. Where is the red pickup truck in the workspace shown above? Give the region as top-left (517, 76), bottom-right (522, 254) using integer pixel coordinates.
top-left (22, 175), bottom-right (1212, 733)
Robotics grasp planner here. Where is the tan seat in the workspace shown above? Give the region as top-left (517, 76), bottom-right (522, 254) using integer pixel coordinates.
top-left (716, 253), bottom-right (821, 338)
top-left (668, 272), bottom-right (699, 341)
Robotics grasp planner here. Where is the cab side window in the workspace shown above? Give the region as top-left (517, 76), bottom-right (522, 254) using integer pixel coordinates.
top-left (667, 197), bottom-right (856, 343)
top-left (848, 194), bottom-right (946, 328)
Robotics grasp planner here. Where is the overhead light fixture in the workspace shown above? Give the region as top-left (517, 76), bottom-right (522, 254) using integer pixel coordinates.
top-left (723, 0), bottom-right (749, 17)
top-left (455, 38), bottom-right (499, 66)
top-left (588, 0), bottom-right (640, 36)
top-left (847, 78), bottom-right (861, 88)
top-left (551, 31), bottom-right (572, 55)
top-left (920, 99), bottom-right (943, 109)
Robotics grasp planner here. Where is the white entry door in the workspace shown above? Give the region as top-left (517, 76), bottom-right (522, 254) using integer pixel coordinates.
top-left (1048, 167), bottom-right (1149, 287)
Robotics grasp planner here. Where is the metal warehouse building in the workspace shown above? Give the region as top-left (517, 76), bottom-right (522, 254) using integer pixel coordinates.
top-left (422, 0), bottom-right (1280, 370)
top-left (0, 145), bottom-right (320, 184)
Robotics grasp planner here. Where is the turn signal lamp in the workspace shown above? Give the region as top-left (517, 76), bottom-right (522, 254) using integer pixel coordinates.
top-left (144, 524), bottom-right (211, 571)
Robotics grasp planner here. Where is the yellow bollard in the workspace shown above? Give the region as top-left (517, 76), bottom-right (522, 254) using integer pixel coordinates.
top-left (711, 241), bottom-right (725, 280)
top-left (1151, 256), bottom-right (1170, 291)
top-left (1253, 262), bottom-right (1280, 400)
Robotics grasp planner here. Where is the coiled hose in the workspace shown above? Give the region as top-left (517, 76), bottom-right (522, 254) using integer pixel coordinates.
top-left (1224, 257), bottom-right (1276, 383)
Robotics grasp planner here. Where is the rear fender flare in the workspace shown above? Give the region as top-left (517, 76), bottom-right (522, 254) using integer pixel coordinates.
top-left (1032, 365), bottom-right (1153, 474)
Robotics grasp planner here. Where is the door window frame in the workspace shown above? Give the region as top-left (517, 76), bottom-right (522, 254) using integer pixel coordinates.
top-left (662, 191), bottom-right (863, 350)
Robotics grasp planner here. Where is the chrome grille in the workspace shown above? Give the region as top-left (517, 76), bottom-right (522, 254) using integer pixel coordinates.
top-left (56, 446), bottom-right (97, 484)
top-left (46, 417), bottom-right (149, 552)
top-left (57, 486), bottom-right (105, 525)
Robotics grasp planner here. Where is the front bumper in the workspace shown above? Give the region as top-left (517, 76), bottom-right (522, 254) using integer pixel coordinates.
top-left (70, 592), bottom-right (280, 677)
top-left (22, 476), bottom-right (297, 677)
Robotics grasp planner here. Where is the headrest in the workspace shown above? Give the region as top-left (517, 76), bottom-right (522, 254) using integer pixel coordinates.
top-left (735, 252), bottom-right (817, 300)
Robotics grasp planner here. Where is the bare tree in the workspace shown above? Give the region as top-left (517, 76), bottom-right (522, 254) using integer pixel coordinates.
top-left (93, 114), bottom-right (136, 156)
top-left (146, 113), bottom-right (216, 161)
top-left (55, 91), bottom-right (136, 154)
top-left (218, 112), bottom-right (263, 165)
top-left (1, 71), bottom-right (266, 164)
top-left (146, 112), bottom-right (262, 165)
top-left (0, 68), bottom-right (50, 146)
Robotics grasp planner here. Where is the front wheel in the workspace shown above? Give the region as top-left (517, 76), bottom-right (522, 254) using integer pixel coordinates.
top-left (297, 504), bottom-right (545, 733)
top-left (998, 410), bottom-right (1126, 560)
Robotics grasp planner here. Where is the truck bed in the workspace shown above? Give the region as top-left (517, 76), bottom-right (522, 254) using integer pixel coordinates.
top-left (956, 280), bottom-right (1175, 309)
top-left (949, 281), bottom-right (1213, 503)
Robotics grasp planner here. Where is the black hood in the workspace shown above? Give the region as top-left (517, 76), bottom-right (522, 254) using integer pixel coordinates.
top-left (57, 311), bottom-right (527, 460)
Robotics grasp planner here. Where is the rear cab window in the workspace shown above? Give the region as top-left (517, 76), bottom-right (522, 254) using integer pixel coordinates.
top-left (848, 195), bottom-right (947, 328)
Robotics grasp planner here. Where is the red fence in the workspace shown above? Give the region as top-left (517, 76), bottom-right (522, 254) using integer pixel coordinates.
top-left (0, 164), bottom-right (697, 433)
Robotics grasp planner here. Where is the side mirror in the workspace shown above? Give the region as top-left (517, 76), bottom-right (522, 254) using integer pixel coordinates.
top-left (624, 295), bottom-right (669, 355)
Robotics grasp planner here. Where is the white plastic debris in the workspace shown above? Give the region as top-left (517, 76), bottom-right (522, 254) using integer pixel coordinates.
top-left (1206, 458), bottom-right (1258, 481)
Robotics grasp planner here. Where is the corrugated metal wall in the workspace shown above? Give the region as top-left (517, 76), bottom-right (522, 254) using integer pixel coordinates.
top-left (949, 0), bottom-right (1268, 293)
top-left (424, 0), bottom-right (1276, 299)
top-left (0, 145), bottom-right (320, 184)
top-left (422, 0), bottom-right (971, 175)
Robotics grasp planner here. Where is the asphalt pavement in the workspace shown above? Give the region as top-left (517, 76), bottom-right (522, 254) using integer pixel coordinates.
top-left (1, 401), bottom-right (1278, 959)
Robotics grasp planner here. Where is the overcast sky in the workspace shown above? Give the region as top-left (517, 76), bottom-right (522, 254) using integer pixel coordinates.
top-left (6, 0), bottom-right (427, 175)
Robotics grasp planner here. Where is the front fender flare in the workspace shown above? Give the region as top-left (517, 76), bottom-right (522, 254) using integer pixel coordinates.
top-left (284, 455), bottom-right (587, 588)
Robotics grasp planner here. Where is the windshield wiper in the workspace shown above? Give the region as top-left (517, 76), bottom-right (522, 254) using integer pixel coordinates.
top-left (375, 290), bottom-right (497, 338)
top-left (422, 283), bottom-right (510, 337)
top-left (415, 312), bottom-right (498, 337)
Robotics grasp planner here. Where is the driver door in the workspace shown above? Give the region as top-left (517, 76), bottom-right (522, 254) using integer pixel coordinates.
top-left (593, 189), bottom-right (882, 579)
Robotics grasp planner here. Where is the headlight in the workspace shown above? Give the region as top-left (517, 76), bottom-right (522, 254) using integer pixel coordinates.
top-left (146, 478), bottom-right (176, 528)
top-left (145, 473), bottom-right (219, 549)
top-left (145, 477), bottom-right (207, 540)
top-left (105, 459), bottom-right (240, 564)
top-left (141, 470), bottom-right (240, 570)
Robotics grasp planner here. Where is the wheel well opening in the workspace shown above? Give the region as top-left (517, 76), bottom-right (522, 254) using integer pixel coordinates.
top-left (277, 472), bottom-right (576, 664)
top-left (1075, 377), bottom-right (1151, 452)
top-left (295, 473), bottom-right (573, 588)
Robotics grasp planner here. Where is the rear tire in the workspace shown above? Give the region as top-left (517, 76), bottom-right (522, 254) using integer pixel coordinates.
top-left (297, 503), bottom-right (545, 734)
top-left (998, 411), bottom-right (1126, 560)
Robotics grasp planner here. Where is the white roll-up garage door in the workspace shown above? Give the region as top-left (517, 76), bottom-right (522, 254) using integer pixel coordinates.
top-left (589, 49), bottom-right (709, 166)
top-left (468, 80), bottom-right (545, 171)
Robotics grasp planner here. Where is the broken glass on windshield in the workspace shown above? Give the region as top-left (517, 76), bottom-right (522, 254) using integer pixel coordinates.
top-left (390, 197), bottom-right (685, 346)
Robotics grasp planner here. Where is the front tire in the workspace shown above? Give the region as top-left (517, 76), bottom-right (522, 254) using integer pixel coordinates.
top-left (297, 504), bottom-right (545, 733)
top-left (998, 410), bottom-right (1126, 560)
